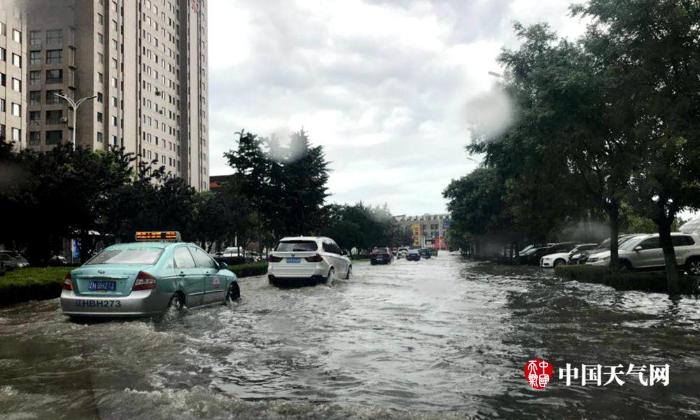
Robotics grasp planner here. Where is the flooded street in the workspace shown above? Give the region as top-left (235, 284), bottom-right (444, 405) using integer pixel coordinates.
top-left (1, 254), bottom-right (700, 419)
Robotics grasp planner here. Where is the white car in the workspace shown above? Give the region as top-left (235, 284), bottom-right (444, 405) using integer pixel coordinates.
top-left (540, 243), bottom-right (598, 268)
top-left (587, 233), bottom-right (700, 274)
top-left (267, 236), bottom-right (352, 286)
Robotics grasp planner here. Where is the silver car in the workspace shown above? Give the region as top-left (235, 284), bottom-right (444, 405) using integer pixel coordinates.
top-left (587, 233), bottom-right (700, 274)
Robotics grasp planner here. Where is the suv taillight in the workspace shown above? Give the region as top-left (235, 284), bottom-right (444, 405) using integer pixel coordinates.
top-left (305, 254), bottom-right (323, 262)
top-left (63, 272), bottom-right (73, 290)
top-left (268, 255), bottom-right (283, 262)
top-left (132, 271), bottom-right (157, 291)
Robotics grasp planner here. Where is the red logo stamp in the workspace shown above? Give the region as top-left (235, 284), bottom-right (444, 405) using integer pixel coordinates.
top-left (524, 358), bottom-right (553, 390)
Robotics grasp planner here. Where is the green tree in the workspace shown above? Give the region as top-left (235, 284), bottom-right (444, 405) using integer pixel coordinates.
top-left (225, 129), bottom-right (330, 248)
top-left (574, 0), bottom-right (700, 294)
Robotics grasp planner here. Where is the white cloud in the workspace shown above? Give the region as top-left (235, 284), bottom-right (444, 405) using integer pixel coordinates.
top-left (208, 0), bottom-right (587, 214)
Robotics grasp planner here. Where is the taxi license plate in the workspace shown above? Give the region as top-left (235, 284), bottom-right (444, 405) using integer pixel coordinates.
top-left (286, 257), bottom-right (301, 263)
top-left (88, 280), bottom-right (116, 292)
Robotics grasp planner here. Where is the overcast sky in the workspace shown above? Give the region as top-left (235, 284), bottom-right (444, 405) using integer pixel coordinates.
top-left (207, 0), bottom-right (586, 216)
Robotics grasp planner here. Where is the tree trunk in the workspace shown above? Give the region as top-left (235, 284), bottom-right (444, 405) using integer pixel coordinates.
top-left (658, 219), bottom-right (680, 296)
top-left (607, 204), bottom-right (620, 270)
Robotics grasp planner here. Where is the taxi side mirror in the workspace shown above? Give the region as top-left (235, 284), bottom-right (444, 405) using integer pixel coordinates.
top-left (217, 261), bottom-right (228, 269)
top-left (634, 245), bottom-right (643, 252)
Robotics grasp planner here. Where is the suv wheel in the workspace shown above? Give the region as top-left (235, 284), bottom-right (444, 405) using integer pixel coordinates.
top-left (686, 258), bottom-right (700, 275)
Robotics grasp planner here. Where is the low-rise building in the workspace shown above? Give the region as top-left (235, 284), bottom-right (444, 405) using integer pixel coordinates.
top-left (394, 213), bottom-right (450, 250)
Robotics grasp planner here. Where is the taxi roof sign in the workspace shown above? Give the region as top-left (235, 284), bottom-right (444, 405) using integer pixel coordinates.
top-left (135, 231), bottom-right (181, 242)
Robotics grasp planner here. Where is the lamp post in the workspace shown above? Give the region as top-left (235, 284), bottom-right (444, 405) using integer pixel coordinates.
top-left (54, 92), bottom-right (97, 151)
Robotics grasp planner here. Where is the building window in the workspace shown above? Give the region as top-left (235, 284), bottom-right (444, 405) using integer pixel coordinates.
top-left (29, 131), bottom-right (41, 145)
top-left (98, 72), bottom-right (103, 83)
top-left (11, 127), bottom-right (20, 142)
top-left (46, 69), bottom-right (63, 83)
top-left (97, 131), bottom-right (103, 142)
top-left (11, 78), bottom-right (21, 92)
top-left (97, 92), bottom-right (103, 103)
top-left (112, 116), bottom-right (117, 126)
top-left (0, 73), bottom-right (4, 86)
top-left (29, 91), bottom-right (41, 105)
top-left (46, 49), bottom-right (62, 64)
top-left (98, 52), bottom-right (104, 64)
top-left (98, 13), bottom-right (104, 25)
top-left (98, 33), bottom-right (104, 44)
top-left (112, 58), bottom-right (118, 69)
top-left (29, 111), bottom-right (41, 123)
top-left (46, 130), bottom-right (62, 145)
top-left (12, 29), bottom-right (21, 43)
top-left (46, 90), bottom-right (61, 104)
top-left (0, 47), bottom-right (5, 61)
top-left (111, 77), bottom-right (117, 88)
top-left (0, 22), bottom-right (5, 36)
top-left (112, 96), bottom-right (117, 107)
top-left (11, 53), bottom-right (21, 68)
top-left (11, 103), bottom-right (21, 117)
top-left (29, 30), bottom-right (41, 47)
top-left (46, 29), bottom-right (62, 46)
top-left (96, 112), bottom-right (103, 122)
top-left (46, 110), bottom-right (63, 124)
top-left (29, 70), bottom-right (41, 85)
top-left (29, 51), bottom-right (41, 65)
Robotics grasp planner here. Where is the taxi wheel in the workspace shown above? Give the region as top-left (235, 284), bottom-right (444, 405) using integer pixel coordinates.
top-left (168, 293), bottom-right (185, 312)
top-left (327, 268), bottom-right (335, 285)
top-left (226, 282), bottom-right (241, 304)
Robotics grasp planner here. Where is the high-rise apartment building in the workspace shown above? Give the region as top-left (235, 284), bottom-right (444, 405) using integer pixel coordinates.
top-left (0, 5), bottom-right (27, 151)
top-left (23, 0), bottom-right (209, 191)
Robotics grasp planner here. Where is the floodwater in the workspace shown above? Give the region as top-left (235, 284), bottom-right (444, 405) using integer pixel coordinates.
top-left (1, 254), bottom-right (699, 419)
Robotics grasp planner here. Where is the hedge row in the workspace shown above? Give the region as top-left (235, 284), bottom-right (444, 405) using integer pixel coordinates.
top-left (553, 264), bottom-right (699, 294)
top-left (229, 261), bottom-right (268, 278)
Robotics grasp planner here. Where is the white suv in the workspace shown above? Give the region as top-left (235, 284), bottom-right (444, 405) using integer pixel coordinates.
top-left (267, 236), bottom-right (352, 286)
top-left (587, 233), bottom-right (700, 274)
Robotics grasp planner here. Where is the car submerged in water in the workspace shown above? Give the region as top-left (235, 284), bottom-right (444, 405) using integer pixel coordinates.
top-left (267, 236), bottom-right (352, 286)
top-left (406, 249), bottom-right (421, 261)
top-left (60, 231), bottom-right (240, 319)
top-left (370, 247), bottom-right (393, 265)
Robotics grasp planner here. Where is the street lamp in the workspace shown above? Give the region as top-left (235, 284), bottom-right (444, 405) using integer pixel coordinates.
top-left (54, 92), bottom-right (97, 151)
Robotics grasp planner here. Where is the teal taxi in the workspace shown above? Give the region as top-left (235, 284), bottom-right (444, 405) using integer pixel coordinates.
top-left (60, 231), bottom-right (240, 318)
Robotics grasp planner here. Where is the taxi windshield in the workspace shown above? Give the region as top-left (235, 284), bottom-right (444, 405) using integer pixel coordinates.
top-left (85, 248), bottom-right (164, 265)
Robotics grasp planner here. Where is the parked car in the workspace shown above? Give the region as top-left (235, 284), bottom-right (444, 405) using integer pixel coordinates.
top-left (514, 244), bottom-right (550, 264)
top-left (60, 231), bottom-right (240, 319)
top-left (267, 236), bottom-right (351, 286)
top-left (586, 233), bottom-right (700, 274)
top-left (397, 247), bottom-right (409, 259)
top-left (0, 251), bottom-right (29, 270)
top-left (48, 255), bottom-right (69, 266)
top-left (370, 247), bottom-right (393, 265)
top-left (540, 243), bottom-right (598, 268)
top-left (406, 249), bottom-right (421, 261)
top-left (573, 235), bottom-right (639, 265)
top-left (519, 242), bottom-right (576, 265)
top-left (418, 248), bottom-right (432, 259)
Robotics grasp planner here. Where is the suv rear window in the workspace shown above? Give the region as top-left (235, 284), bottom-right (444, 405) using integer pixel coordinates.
top-left (86, 248), bottom-right (163, 265)
top-left (276, 241), bottom-right (318, 252)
